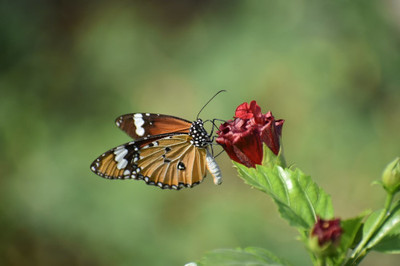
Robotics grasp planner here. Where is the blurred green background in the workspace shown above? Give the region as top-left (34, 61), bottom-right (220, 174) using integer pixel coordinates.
top-left (1, 0), bottom-right (400, 265)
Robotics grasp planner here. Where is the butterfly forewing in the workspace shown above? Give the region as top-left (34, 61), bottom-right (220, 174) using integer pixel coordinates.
top-left (90, 134), bottom-right (208, 189)
top-left (115, 113), bottom-right (192, 139)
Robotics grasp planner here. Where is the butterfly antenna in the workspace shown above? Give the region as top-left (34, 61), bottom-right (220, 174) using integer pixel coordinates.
top-left (196, 90), bottom-right (226, 120)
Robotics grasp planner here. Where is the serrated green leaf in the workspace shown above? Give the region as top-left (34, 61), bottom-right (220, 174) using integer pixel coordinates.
top-left (234, 162), bottom-right (334, 230)
top-left (195, 247), bottom-right (290, 266)
top-left (235, 163), bottom-right (268, 192)
top-left (368, 200), bottom-right (400, 253)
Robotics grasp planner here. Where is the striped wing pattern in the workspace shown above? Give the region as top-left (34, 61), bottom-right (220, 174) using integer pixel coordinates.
top-left (115, 113), bottom-right (192, 139)
top-left (90, 134), bottom-right (207, 190)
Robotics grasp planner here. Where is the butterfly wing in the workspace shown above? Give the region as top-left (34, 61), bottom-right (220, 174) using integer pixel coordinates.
top-left (90, 134), bottom-right (207, 190)
top-left (115, 113), bottom-right (192, 139)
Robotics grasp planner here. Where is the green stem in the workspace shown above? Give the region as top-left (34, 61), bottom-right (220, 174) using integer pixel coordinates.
top-left (348, 192), bottom-right (394, 264)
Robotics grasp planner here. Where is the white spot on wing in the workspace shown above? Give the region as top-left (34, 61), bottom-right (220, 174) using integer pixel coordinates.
top-left (117, 159), bottom-right (128, 170)
top-left (136, 127), bottom-right (145, 136)
top-left (114, 147), bottom-right (128, 163)
top-left (134, 113), bottom-right (145, 136)
top-left (115, 117), bottom-right (122, 127)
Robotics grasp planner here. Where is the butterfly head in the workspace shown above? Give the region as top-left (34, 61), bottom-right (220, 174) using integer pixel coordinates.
top-left (189, 119), bottom-right (211, 148)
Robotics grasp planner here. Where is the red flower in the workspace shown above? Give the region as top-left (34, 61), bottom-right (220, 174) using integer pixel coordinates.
top-left (216, 101), bottom-right (284, 168)
top-left (311, 217), bottom-right (343, 247)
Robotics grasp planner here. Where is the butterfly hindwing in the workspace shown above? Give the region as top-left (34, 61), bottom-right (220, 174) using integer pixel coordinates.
top-left (90, 134), bottom-right (208, 190)
top-left (138, 135), bottom-right (207, 189)
top-left (115, 113), bottom-right (192, 139)
top-left (90, 136), bottom-right (157, 180)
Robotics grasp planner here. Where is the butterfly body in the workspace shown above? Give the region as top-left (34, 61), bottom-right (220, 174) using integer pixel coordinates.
top-left (91, 113), bottom-right (222, 190)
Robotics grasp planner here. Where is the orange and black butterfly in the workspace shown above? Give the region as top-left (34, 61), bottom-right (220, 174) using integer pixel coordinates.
top-left (90, 92), bottom-right (223, 190)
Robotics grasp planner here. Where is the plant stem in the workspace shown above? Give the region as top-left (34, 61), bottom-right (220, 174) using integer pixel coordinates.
top-left (348, 192), bottom-right (394, 264)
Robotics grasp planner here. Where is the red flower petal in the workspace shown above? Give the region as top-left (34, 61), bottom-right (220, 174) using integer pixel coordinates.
top-left (216, 123), bottom-right (243, 164)
top-left (235, 102), bottom-right (253, 119)
top-left (216, 120), bottom-right (263, 167)
top-left (230, 126), bottom-right (263, 167)
top-left (235, 100), bottom-right (262, 119)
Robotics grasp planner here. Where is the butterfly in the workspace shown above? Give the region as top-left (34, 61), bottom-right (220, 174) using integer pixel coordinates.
top-left (90, 94), bottom-right (224, 190)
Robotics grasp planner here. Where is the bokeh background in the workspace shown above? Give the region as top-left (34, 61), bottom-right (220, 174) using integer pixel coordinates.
top-left (1, 0), bottom-right (400, 265)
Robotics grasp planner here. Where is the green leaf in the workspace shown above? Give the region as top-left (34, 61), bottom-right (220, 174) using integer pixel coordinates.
top-left (339, 214), bottom-right (366, 253)
top-left (368, 200), bottom-right (400, 253)
top-left (360, 209), bottom-right (383, 247)
top-left (234, 162), bottom-right (334, 230)
top-left (195, 247), bottom-right (290, 266)
top-left (331, 213), bottom-right (367, 265)
top-left (372, 235), bottom-right (400, 253)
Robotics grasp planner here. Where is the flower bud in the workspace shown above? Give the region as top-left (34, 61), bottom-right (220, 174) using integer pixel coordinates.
top-left (216, 101), bottom-right (284, 168)
top-left (382, 157), bottom-right (400, 194)
top-left (308, 217), bottom-right (342, 257)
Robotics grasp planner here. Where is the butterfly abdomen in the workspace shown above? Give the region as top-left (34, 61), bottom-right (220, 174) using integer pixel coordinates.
top-left (206, 150), bottom-right (223, 185)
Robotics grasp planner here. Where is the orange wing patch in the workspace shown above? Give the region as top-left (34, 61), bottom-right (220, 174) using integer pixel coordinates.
top-left (94, 153), bottom-right (125, 178)
top-left (135, 135), bottom-right (207, 189)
